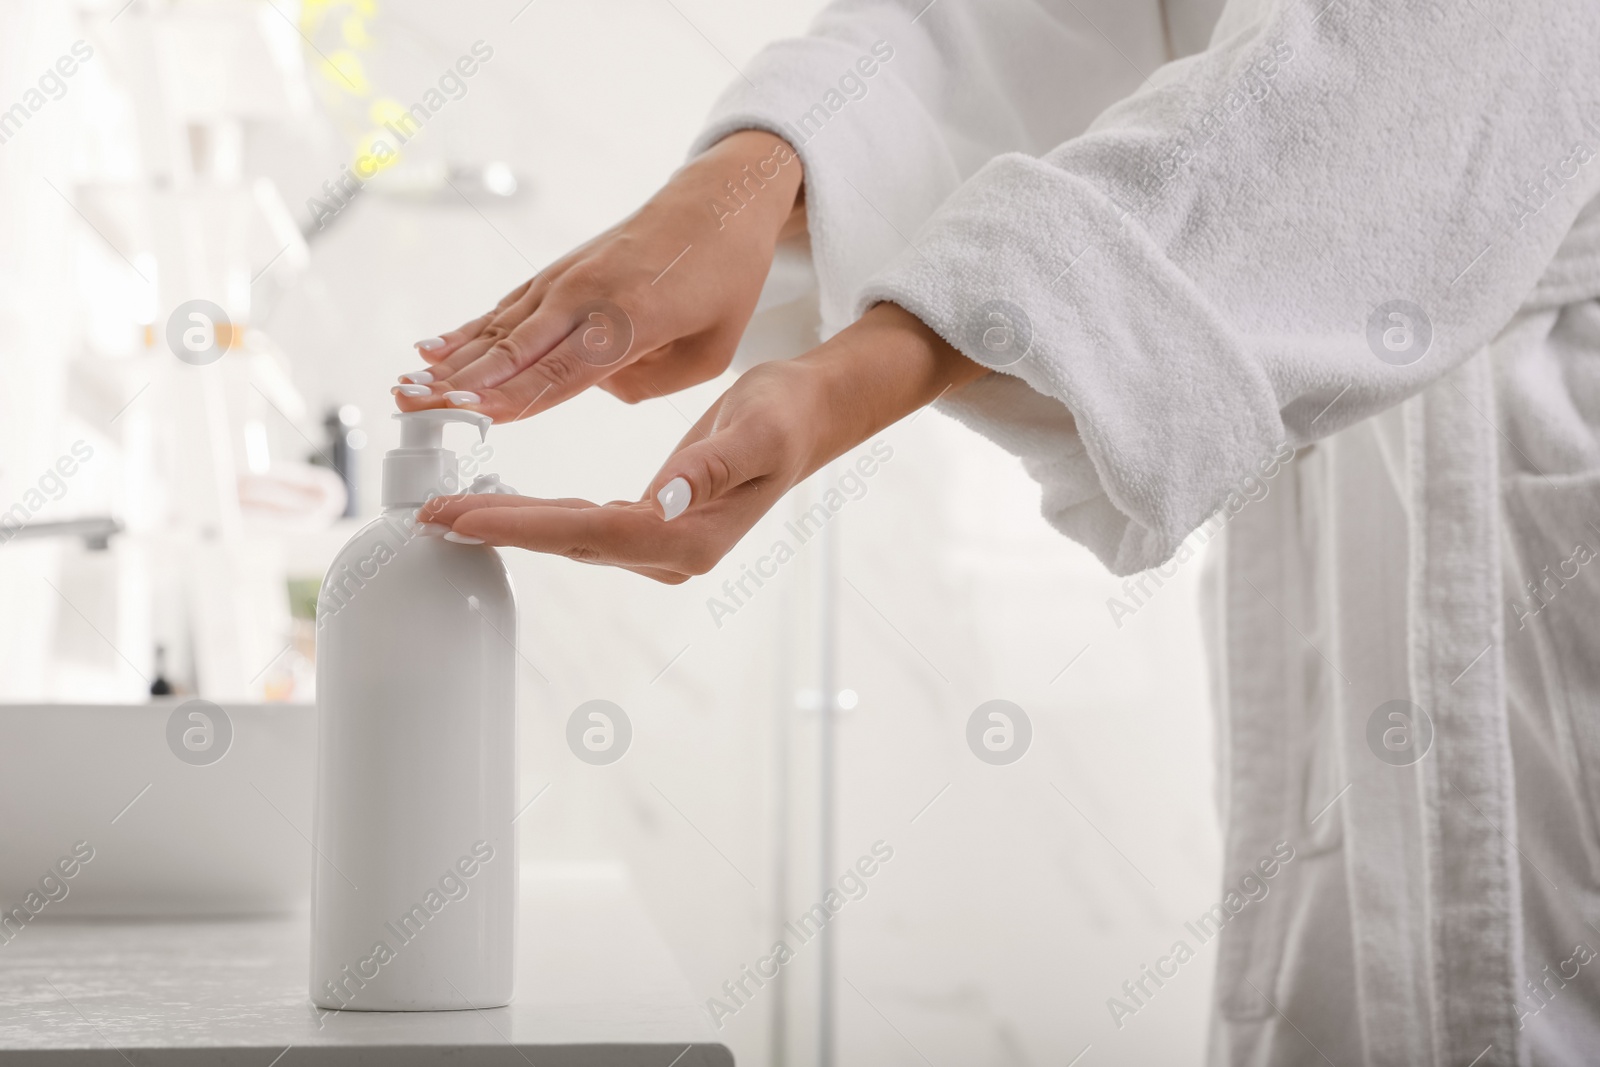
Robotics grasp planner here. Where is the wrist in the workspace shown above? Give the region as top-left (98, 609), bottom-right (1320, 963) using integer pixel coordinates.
top-left (693, 130), bottom-right (804, 243)
top-left (797, 302), bottom-right (986, 470)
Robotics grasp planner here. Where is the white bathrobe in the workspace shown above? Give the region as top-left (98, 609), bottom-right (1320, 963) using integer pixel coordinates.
top-left (694, 0), bottom-right (1600, 1064)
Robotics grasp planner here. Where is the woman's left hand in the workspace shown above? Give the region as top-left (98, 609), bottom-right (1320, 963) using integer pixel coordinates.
top-left (420, 357), bottom-right (826, 582)
top-left (420, 302), bottom-right (986, 582)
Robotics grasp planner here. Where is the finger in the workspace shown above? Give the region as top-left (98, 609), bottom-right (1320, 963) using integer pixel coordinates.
top-left (411, 309), bottom-right (492, 369)
top-left (417, 229), bottom-right (614, 372)
top-left (568, 556), bottom-right (693, 584)
top-left (643, 405), bottom-right (777, 522)
top-left (438, 296), bottom-right (588, 395)
top-left (625, 565), bottom-right (694, 584)
top-left (408, 278), bottom-right (534, 368)
top-left (415, 275), bottom-right (556, 386)
top-left (397, 292), bottom-right (554, 411)
top-left (437, 306), bottom-right (643, 423)
top-left (395, 299), bottom-right (555, 413)
top-left (420, 493), bottom-right (589, 525)
top-left (420, 495), bottom-right (691, 582)
top-left (442, 271), bottom-right (644, 393)
top-left (404, 259), bottom-right (584, 398)
top-left (453, 502), bottom-right (720, 573)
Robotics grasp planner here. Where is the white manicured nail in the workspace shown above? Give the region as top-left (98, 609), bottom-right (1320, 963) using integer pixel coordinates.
top-left (416, 337), bottom-right (446, 352)
top-left (444, 531), bottom-right (485, 544)
top-left (394, 383), bottom-right (431, 397)
top-left (657, 477), bottom-right (691, 521)
top-left (444, 390), bottom-right (481, 406)
top-left (400, 369), bottom-right (434, 384)
top-left (411, 522), bottom-right (449, 536)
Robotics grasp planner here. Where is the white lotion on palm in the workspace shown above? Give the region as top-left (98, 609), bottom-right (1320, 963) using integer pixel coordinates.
top-left (310, 408), bottom-right (516, 1011)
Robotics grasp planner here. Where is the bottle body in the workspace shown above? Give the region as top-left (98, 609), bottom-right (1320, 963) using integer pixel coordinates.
top-left (310, 508), bottom-right (516, 1011)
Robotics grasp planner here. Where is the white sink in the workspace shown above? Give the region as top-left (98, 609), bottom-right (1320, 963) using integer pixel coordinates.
top-left (0, 701), bottom-right (314, 917)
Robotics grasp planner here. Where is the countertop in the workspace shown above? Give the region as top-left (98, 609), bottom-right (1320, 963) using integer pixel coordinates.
top-left (0, 869), bottom-right (731, 1066)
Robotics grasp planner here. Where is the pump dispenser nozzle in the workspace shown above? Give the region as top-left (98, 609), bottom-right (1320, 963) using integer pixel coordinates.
top-left (383, 410), bottom-right (494, 507)
top-left (396, 408), bottom-right (491, 449)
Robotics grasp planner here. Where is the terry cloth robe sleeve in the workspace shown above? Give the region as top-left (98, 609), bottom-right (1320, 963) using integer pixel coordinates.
top-left (857, 0), bottom-right (1600, 574)
top-left (688, 0), bottom-right (1182, 338)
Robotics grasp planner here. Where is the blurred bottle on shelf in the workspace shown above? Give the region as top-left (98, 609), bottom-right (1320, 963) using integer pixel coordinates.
top-left (314, 405), bottom-right (365, 518)
top-left (149, 645), bottom-right (174, 697)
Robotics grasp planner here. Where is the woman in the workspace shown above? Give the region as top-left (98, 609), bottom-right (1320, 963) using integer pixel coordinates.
top-left (396, 0), bottom-right (1600, 1062)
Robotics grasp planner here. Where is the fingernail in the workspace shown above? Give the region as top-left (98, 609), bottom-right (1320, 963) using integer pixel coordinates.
top-left (444, 531), bottom-right (485, 545)
top-left (394, 383), bottom-right (431, 397)
top-left (444, 390), bottom-right (481, 406)
top-left (416, 337), bottom-right (446, 352)
top-left (400, 369), bottom-right (434, 384)
top-left (657, 476), bottom-right (691, 521)
top-left (411, 522), bottom-right (449, 536)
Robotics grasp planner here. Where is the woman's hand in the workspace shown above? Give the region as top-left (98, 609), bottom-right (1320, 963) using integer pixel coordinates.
top-left (419, 303), bottom-right (988, 581)
top-left (394, 130), bottom-right (805, 424)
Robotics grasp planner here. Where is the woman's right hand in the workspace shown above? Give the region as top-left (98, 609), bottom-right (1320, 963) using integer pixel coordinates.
top-left (393, 129), bottom-right (804, 424)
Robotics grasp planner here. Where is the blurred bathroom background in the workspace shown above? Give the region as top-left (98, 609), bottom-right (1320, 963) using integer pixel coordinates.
top-left (0, 1), bottom-right (1220, 1064)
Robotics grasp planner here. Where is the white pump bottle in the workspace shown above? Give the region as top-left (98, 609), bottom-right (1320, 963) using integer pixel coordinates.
top-left (310, 409), bottom-right (517, 1011)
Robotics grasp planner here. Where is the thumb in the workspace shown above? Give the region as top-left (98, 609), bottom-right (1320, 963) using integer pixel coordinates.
top-left (646, 432), bottom-right (754, 522)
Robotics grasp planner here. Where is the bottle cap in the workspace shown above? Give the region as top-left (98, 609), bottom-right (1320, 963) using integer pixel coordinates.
top-left (382, 410), bottom-right (493, 507)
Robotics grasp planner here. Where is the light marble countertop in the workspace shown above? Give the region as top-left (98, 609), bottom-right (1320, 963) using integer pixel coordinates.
top-left (0, 870), bottom-right (730, 1066)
